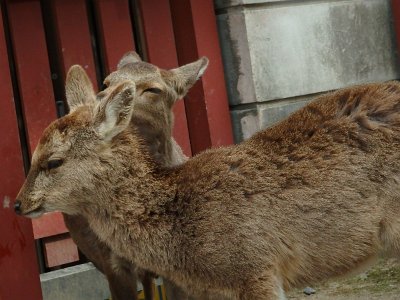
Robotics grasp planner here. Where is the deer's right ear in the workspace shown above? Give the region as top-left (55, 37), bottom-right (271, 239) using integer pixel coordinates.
top-left (167, 57), bottom-right (209, 99)
top-left (117, 51), bottom-right (142, 70)
top-left (93, 81), bottom-right (136, 141)
top-left (65, 65), bottom-right (96, 112)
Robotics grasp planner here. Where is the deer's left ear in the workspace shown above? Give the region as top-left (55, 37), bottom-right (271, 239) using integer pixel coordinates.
top-left (93, 81), bottom-right (136, 141)
top-left (166, 57), bottom-right (209, 99)
top-left (65, 65), bottom-right (96, 112)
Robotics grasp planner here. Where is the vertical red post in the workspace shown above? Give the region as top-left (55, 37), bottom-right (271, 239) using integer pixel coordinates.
top-left (6, 0), bottom-right (78, 268)
top-left (94, 0), bottom-right (136, 74)
top-left (51, 0), bottom-right (98, 87)
top-left (392, 0), bottom-right (400, 55)
top-left (137, 0), bottom-right (192, 156)
top-left (0, 6), bottom-right (42, 300)
top-left (170, 0), bottom-right (233, 154)
top-left (7, 0), bottom-right (57, 154)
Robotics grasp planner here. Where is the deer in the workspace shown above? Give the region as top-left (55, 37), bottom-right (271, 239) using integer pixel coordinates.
top-left (39, 52), bottom-right (202, 300)
top-left (14, 55), bottom-right (400, 299)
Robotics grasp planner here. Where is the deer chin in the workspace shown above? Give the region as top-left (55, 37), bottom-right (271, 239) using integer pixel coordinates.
top-left (23, 206), bottom-right (45, 219)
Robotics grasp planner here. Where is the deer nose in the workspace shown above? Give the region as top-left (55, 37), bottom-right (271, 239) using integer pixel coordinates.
top-left (14, 200), bottom-right (22, 215)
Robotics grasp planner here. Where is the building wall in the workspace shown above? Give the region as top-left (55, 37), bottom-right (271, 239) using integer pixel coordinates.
top-left (215, 0), bottom-right (400, 142)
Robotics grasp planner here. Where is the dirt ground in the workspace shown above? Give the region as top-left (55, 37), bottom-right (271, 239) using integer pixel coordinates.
top-left (287, 259), bottom-right (400, 300)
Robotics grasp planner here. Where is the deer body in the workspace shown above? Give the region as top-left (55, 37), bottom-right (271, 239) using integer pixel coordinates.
top-left (16, 63), bottom-right (400, 298)
top-left (41, 53), bottom-right (200, 300)
top-left (76, 85), bottom-right (400, 298)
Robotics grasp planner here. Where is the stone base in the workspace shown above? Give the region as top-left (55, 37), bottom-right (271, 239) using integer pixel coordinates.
top-left (40, 263), bottom-right (110, 300)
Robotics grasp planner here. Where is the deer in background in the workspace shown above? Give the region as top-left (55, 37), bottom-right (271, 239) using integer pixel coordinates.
top-left (50, 52), bottom-right (204, 300)
top-left (15, 56), bottom-right (400, 298)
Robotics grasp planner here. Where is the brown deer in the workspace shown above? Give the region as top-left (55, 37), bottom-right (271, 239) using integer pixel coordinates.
top-left (15, 60), bottom-right (400, 298)
top-left (40, 52), bottom-right (204, 300)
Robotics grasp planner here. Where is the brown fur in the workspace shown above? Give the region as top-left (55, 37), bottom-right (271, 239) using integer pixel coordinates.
top-left (17, 63), bottom-right (400, 299)
top-left (48, 53), bottom-right (206, 300)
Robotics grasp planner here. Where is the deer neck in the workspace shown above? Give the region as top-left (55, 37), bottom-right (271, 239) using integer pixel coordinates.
top-left (130, 106), bottom-right (187, 167)
top-left (82, 137), bottom-right (180, 273)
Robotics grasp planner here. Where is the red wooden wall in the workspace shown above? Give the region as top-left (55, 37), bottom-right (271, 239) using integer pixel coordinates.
top-left (0, 0), bottom-right (232, 298)
top-left (0, 5), bottom-right (42, 299)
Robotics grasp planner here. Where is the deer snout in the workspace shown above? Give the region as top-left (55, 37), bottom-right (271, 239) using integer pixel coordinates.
top-left (14, 200), bottom-right (22, 215)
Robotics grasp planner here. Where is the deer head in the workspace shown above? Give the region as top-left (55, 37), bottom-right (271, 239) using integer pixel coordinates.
top-left (102, 52), bottom-right (208, 166)
top-left (15, 53), bottom-right (208, 218)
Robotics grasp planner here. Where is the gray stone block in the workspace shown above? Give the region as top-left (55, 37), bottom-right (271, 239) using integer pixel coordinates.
top-left (215, 0), bottom-right (285, 9)
top-left (40, 263), bottom-right (110, 300)
top-left (230, 106), bottom-right (259, 143)
top-left (258, 97), bottom-right (311, 129)
top-left (218, 11), bottom-right (256, 108)
top-left (231, 95), bottom-right (313, 143)
top-left (218, 0), bottom-right (400, 105)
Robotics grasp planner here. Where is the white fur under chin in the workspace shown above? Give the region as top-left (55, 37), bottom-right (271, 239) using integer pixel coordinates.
top-left (24, 208), bottom-right (45, 219)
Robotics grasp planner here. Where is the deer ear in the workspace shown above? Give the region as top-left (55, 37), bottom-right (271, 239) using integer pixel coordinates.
top-left (117, 51), bottom-right (142, 70)
top-left (167, 57), bottom-right (209, 99)
top-left (94, 81), bottom-right (136, 141)
top-left (65, 65), bottom-right (96, 112)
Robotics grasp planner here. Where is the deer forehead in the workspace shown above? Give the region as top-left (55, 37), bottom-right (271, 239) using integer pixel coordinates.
top-left (32, 108), bottom-right (93, 164)
top-left (105, 62), bottom-right (165, 88)
top-left (32, 128), bottom-right (68, 166)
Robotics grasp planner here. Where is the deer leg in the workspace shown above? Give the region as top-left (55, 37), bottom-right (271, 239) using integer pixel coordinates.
top-left (137, 268), bottom-right (154, 300)
top-left (380, 220), bottom-right (400, 257)
top-left (108, 254), bottom-right (144, 300)
top-left (240, 273), bottom-right (286, 300)
top-left (379, 199), bottom-right (400, 257)
top-left (106, 270), bottom-right (138, 300)
top-left (163, 278), bottom-right (191, 300)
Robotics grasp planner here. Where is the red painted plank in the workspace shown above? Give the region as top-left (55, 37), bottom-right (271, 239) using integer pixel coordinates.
top-left (43, 234), bottom-right (79, 268)
top-left (94, 0), bottom-right (136, 74)
top-left (51, 0), bottom-right (98, 87)
top-left (7, 0), bottom-right (57, 154)
top-left (31, 212), bottom-right (69, 239)
top-left (7, 0), bottom-right (77, 266)
top-left (170, 0), bottom-right (234, 153)
top-left (392, 0), bottom-right (400, 53)
top-left (137, 0), bottom-right (177, 69)
top-left (0, 5), bottom-right (42, 299)
top-left (137, 0), bottom-right (192, 156)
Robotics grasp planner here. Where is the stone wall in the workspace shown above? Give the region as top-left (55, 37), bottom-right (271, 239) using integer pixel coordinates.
top-left (215, 0), bottom-right (400, 142)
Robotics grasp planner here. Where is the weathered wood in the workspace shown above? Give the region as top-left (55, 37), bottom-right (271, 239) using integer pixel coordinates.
top-left (170, 0), bottom-right (233, 153)
top-left (7, 0), bottom-right (79, 266)
top-left (0, 2), bottom-right (42, 298)
top-left (94, 0), bottom-right (136, 74)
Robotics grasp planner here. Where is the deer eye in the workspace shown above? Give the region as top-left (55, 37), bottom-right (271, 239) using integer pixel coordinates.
top-left (142, 87), bottom-right (162, 95)
top-left (47, 159), bottom-right (63, 170)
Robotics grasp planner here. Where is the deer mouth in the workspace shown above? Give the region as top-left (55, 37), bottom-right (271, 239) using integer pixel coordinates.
top-left (24, 206), bottom-right (45, 219)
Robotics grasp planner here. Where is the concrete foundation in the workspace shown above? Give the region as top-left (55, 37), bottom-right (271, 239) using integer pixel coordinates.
top-left (40, 263), bottom-right (110, 300)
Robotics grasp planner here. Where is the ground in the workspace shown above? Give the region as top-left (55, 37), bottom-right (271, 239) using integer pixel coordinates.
top-left (288, 259), bottom-right (400, 299)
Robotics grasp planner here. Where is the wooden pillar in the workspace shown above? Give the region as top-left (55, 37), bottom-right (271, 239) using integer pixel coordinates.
top-left (50, 0), bottom-right (98, 86)
top-left (170, 0), bottom-right (233, 154)
top-left (6, 0), bottom-right (79, 269)
top-left (94, 0), bottom-right (136, 74)
top-left (392, 0), bottom-right (400, 58)
top-left (0, 3), bottom-right (42, 299)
